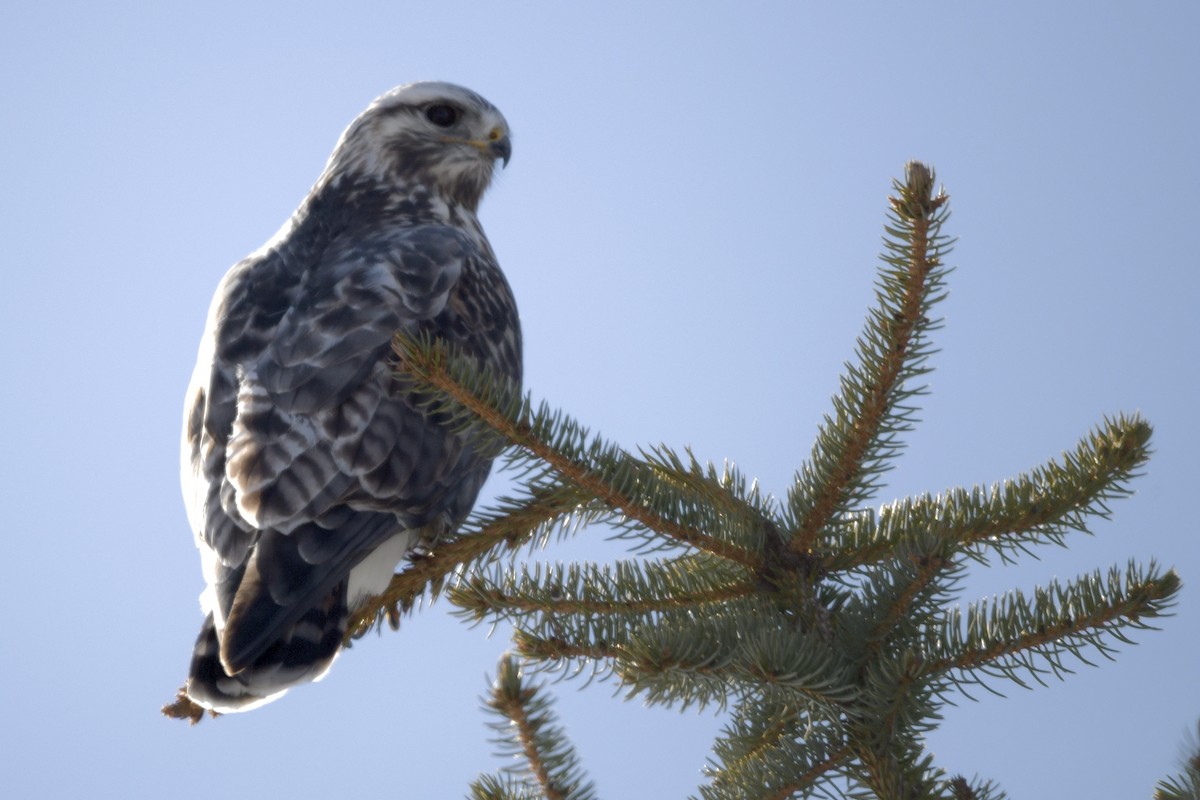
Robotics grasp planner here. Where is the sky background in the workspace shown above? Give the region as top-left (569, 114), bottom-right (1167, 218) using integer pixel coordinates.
top-left (2, 3), bottom-right (1197, 798)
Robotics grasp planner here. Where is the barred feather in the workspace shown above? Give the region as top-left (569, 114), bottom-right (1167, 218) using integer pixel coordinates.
top-left (179, 82), bottom-right (521, 712)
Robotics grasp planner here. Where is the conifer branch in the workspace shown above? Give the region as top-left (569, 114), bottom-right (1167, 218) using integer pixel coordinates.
top-left (943, 775), bottom-right (1007, 800)
top-left (851, 749), bottom-right (944, 800)
top-left (708, 740), bottom-right (852, 800)
top-left (513, 607), bottom-right (857, 713)
top-left (861, 554), bottom-right (956, 668)
top-left (468, 774), bottom-right (543, 800)
top-left (710, 698), bottom-right (807, 779)
top-left (859, 650), bottom-right (940, 759)
top-left (393, 334), bottom-right (766, 570)
top-left (700, 696), bottom-right (851, 800)
top-left (700, 695), bottom-right (854, 796)
top-left (790, 162), bottom-right (950, 556)
top-left (759, 746), bottom-right (853, 800)
top-left (925, 563), bottom-right (1179, 687)
top-left (640, 444), bottom-right (778, 526)
top-left (345, 481), bottom-right (589, 639)
top-left (513, 630), bottom-right (625, 671)
top-left (450, 557), bottom-right (757, 620)
top-left (820, 414), bottom-right (1152, 573)
top-left (1154, 720), bottom-right (1200, 800)
top-left (481, 655), bottom-right (596, 800)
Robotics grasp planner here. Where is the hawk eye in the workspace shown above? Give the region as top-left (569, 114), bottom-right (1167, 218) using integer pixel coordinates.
top-left (424, 104), bottom-right (460, 128)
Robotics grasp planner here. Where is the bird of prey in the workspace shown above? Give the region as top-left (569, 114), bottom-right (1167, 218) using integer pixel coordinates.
top-left (178, 82), bottom-right (521, 713)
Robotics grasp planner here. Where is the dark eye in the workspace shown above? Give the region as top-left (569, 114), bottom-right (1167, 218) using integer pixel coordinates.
top-left (424, 104), bottom-right (460, 128)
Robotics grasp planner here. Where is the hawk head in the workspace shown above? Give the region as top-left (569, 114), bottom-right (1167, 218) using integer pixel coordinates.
top-left (322, 81), bottom-right (512, 211)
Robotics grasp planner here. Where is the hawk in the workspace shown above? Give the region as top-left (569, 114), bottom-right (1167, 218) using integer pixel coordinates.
top-left (178, 82), bottom-right (521, 713)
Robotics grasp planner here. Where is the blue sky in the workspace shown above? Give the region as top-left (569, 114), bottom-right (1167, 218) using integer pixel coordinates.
top-left (2, 3), bottom-right (1197, 797)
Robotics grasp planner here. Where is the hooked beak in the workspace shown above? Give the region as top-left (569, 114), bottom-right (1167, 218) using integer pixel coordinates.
top-left (488, 131), bottom-right (512, 168)
top-left (458, 127), bottom-right (511, 167)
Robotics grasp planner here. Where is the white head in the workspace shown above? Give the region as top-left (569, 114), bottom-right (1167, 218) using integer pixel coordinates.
top-left (322, 81), bottom-right (511, 211)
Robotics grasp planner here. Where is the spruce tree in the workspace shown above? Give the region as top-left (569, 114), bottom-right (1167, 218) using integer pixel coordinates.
top-left (375, 161), bottom-right (1179, 799)
top-left (167, 162), bottom-right (1180, 799)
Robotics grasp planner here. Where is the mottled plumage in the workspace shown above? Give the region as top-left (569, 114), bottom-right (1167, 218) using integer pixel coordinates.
top-left (179, 82), bottom-right (520, 712)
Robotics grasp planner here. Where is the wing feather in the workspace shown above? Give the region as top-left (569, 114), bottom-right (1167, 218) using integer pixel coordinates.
top-left (184, 217), bottom-right (490, 670)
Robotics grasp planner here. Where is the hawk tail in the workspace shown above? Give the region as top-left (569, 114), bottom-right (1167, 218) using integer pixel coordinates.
top-left (184, 588), bottom-right (349, 713)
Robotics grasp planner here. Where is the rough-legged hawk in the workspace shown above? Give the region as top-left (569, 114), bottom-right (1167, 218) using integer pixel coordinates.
top-left (177, 81), bottom-right (520, 713)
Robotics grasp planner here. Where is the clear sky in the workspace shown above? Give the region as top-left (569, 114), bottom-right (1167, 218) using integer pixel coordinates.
top-left (2, 3), bottom-right (1197, 798)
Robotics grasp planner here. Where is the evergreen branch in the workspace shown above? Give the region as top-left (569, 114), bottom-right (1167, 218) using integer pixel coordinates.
top-left (856, 648), bottom-right (943, 754)
top-left (730, 626), bottom-right (859, 707)
top-left (512, 616), bottom-right (735, 710)
top-left (821, 414), bottom-right (1153, 573)
top-left (833, 550), bottom-right (966, 678)
top-left (468, 774), bottom-right (544, 800)
top-left (760, 746), bottom-right (853, 800)
top-left (512, 629), bottom-right (627, 675)
top-left (859, 554), bottom-right (957, 668)
top-left (640, 444), bottom-right (780, 526)
top-left (483, 655), bottom-right (596, 800)
top-left (469, 480), bottom-right (614, 552)
top-left (703, 728), bottom-right (851, 799)
top-left (789, 162), bottom-right (951, 555)
top-left (710, 697), bottom-right (808, 777)
top-left (838, 571), bottom-right (965, 768)
top-left (1157, 776), bottom-right (1200, 800)
top-left (925, 562), bottom-right (1179, 689)
top-left (450, 554), bottom-right (757, 621)
top-left (468, 777), bottom-right (544, 800)
top-left (345, 481), bottom-right (587, 639)
top-left (849, 748), bottom-right (945, 800)
top-left (943, 775), bottom-right (1007, 800)
top-left (515, 606), bottom-right (857, 711)
top-left (1155, 720), bottom-right (1200, 800)
top-left (702, 697), bottom-right (851, 800)
top-left (393, 333), bottom-right (765, 570)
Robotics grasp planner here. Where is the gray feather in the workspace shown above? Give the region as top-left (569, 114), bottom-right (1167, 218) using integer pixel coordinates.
top-left (179, 81), bottom-right (521, 712)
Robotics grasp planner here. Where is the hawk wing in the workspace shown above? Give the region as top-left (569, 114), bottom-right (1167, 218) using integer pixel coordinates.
top-left (183, 221), bottom-right (506, 675)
